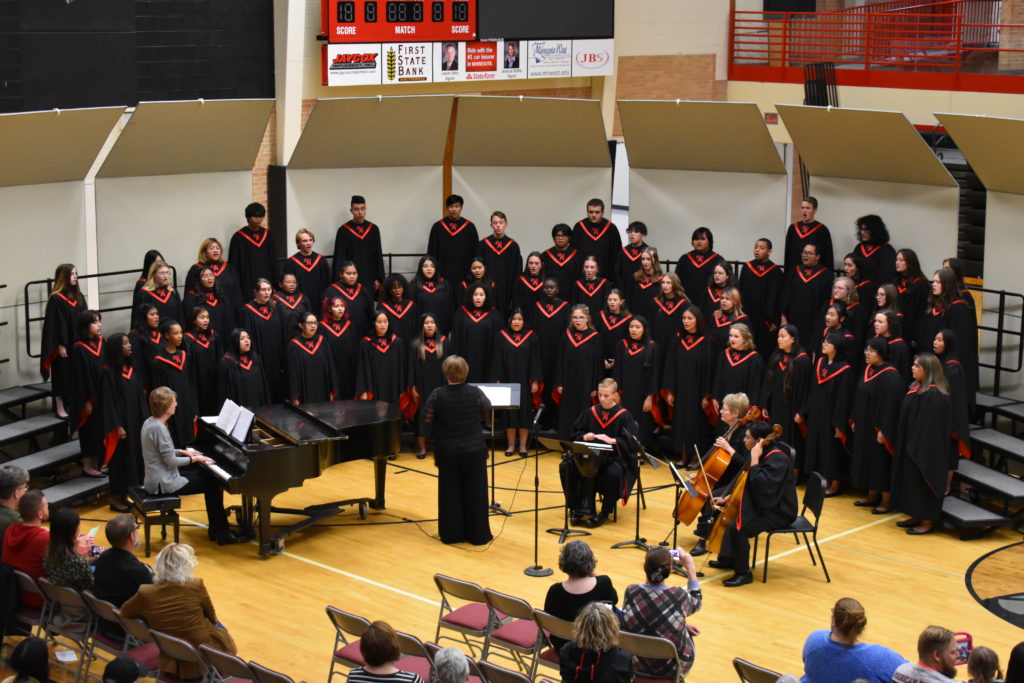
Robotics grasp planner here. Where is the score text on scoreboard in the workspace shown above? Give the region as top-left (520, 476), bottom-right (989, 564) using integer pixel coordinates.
top-left (328, 0), bottom-right (477, 43)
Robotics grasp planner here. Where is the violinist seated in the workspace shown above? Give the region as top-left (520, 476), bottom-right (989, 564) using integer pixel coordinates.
top-left (707, 421), bottom-right (798, 587)
top-left (690, 392), bottom-right (751, 557)
top-left (559, 378), bottom-right (639, 529)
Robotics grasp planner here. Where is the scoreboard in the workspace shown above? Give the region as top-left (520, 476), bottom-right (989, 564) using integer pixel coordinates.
top-left (327, 0), bottom-right (477, 43)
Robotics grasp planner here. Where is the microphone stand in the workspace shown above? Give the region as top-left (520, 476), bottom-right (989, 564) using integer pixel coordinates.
top-left (524, 405), bottom-right (553, 577)
top-left (611, 432), bottom-right (655, 552)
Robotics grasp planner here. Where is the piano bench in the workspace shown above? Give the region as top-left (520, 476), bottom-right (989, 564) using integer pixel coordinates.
top-left (128, 486), bottom-right (181, 557)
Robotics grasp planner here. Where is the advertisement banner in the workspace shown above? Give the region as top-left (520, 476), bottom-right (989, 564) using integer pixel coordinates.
top-left (525, 40), bottom-right (572, 79)
top-left (383, 43), bottom-right (433, 83)
top-left (571, 39), bottom-right (614, 77)
top-left (325, 44), bottom-right (383, 86)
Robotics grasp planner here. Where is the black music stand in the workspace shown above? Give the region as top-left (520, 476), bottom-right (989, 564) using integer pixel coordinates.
top-left (611, 434), bottom-right (657, 552)
top-left (471, 383), bottom-right (520, 517)
top-left (661, 458), bottom-right (702, 576)
top-left (524, 406), bottom-right (553, 577)
top-left (541, 437), bottom-right (599, 543)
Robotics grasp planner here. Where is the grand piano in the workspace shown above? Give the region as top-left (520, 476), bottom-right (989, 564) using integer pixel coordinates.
top-left (195, 400), bottom-right (401, 556)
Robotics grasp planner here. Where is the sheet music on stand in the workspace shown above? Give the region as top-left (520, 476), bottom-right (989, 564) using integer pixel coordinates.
top-left (470, 383), bottom-right (520, 409)
top-left (231, 408), bottom-right (254, 443)
top-left (215, 399), bottom-right (241, 434)
top-left (573, 440), bottom-right (614, 452)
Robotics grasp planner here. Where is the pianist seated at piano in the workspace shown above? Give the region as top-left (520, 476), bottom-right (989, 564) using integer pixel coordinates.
top-left (559, 378), bottom-right (640, 528)
top-left (141, 386), bottom-right (239, 545)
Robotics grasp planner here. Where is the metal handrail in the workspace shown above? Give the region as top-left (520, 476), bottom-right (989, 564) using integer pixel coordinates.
top-left (968, 285), bottom-right (1024, 395)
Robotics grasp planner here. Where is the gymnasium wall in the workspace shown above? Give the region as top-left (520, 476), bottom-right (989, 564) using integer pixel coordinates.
top-left (979, 191), bottom-right (1024, 400)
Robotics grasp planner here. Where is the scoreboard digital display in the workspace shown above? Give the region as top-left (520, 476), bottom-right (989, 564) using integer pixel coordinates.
top-left (328, 0), bottom-right (477, 43)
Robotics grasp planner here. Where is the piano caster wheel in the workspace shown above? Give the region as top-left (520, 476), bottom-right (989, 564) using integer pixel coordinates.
top-left (269, 538), bottom-right (285, 555)
top-left (359, 502), bottom-right (368, 520)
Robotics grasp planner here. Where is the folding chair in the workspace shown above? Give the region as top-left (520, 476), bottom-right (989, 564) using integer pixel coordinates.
top-left (481, 589), bottom-right (542, 679)
top-left (149, 629), bottom-right (212, 683)
top-left (115, 613), bottom-right (161, 677)
top-left (326, 606), bottom-right (371, 682)
top-left (200, 643), bottom-right (255, 683)
top-left (752, 469), bottom-right (831, 583)
top-left (81, 591), bottom-right (160, 676)
top-left (11, 570), bottom-right (47, 638)
top-left (395, 630), bottom-right (434, 682)
top-left (617, 631), bottom-right (684, 683)
top-left (424, 641), bottom-right (485, 683)
top-left (732, 656), bottom-right (782, 683)
top-left (433, 574), bottom-right (501, 657)
top-left (248, 660), bottom-right (297, 683)
top-left (532, 610), bottom-right (575, 677)
top-left (478, 660), bottom-right (533, 683)
top-left (37, 577), bottom-right (96, 682)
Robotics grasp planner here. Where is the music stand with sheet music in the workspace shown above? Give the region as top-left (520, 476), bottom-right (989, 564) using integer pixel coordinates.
top-left (662, 457), bottom-right (702, 575)
top-left (541, 438), bottom-right (613, 543)
top-left (470, 383), bottom-right (520, 517)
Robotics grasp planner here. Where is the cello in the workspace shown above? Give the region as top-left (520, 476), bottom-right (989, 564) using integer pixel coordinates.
top-left (674, 406), bottom-right (764, 525)
top-left (705, 423), bottom-right (784, 555)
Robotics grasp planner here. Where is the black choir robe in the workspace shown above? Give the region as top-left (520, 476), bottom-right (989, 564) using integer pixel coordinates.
top-left (890, 385), bottom-right (951, 523)
top-left (784, 221), bottom-right (834, 274)
top-left (849, 363), bottom-right (905, 493)
top-left (855, 241), bottom-right (897, 286)
top-left (650, 296), bottom-right (688, 368)
top-left (895, 275), bottom-right (929, 350)
top-left (68, 337), bottom-right (105, 462)
top-left (326, 281), bottom-right (374, 339)
top-left (272, 291), bottom-right (310, 340)
top-left (133, 287), bottom-right (183, 326)
top-left (571, 277), bottom-right (610, 316)
top-left (491, 329), bottom-right (542, 429)
top-left (560, 404), bottom-right (639, 518)
top-left (541, 246), bottom-right (581, 298)
top-left (458, 277), bottom-right (498, 310)
top-left (803, 357), bottom-right (854, 480)
top-left (354, 333), bottom-right (410, 411)
top-left (128, 328), bottom-right (162, 392)
top-left (451, 306), bottom-right (499, 383)
top-left (662, 332), bottom-right (716, 455)
top-left (217, 352), bottom-right (270, 408)
top-left (285, 333), bottom-right (337, 404)
top-left (478, 235), bottom-right (522, 316)
top-left (98, 359), bottom-right (147, 496)
top-left (229, 226), bottom-right (277, 294)
top-left (240, 300), bottom-right (285, 402)
top-left (332, 220), bottom-right (385, 285)
top-left (816, 299), bottom-right (867, 358)
top-left (554, 329), bottom-right (604, 440)
top-left (712, 348), bottom-right (766, 406)
top-left (741, 259), bottom-right (778, 358)
top-left (428, 218), bottom-right (479, 286)
top-left (915, 300), bottom-right (979, 401)
top-left (183, 330), bottom-right (223, 417)
top-left (763, 350), bottom-right (812, 459)
top-left (572, 218), bottom-right (621, 279)
top-left (149, 347), bottom-right (199, 447)
top-left (702, 284), bottom-right (727, 323)
top-left (409, 336), bottom-right (451, 435)
top-left (184, 261), bottom-right (243, 306)
top-left (411, 277), bottom-right (454, 336)
top-left (612, 339), bottom-right (661, 447)
top-left (674, 251), bottom-right (725, 311)
top-left (513, 274), bottom-right (545, 313)
top-left (878, 336), bottom-right (912, 384)
top-left (709, 312), bottom-right (751, 353)
top-left (282, 251), bottom-right (332, 308)
top-left (528, 298), bottom-right (571, 406)
top-left (616, 243), bottom-right (647, 291)
top-left (40, 290), bottom-right (85, 400)
top-left (941, 356), bottom-right (972, 467)
top-left (320, 319), bottom-right (359, 400)
top-left (380, 299), bottom-right (420, 346)
top-left (595, 310), bottom-right (632, 362)
top-left (781, 265), bottom-right (832, 351)
top-left (626, 275), bottom-right (659, 324)
top-left (182, 289), bottom-right (238, 341)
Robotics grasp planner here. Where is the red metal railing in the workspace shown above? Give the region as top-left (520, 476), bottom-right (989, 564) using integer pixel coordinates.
top-left (730, 0), bottom-right (1024, 93)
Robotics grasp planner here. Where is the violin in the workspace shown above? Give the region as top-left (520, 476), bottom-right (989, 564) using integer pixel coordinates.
top-left (674, 406), bottom-right (764, 525)
top-left (705, 423), bottom-right (784, 555)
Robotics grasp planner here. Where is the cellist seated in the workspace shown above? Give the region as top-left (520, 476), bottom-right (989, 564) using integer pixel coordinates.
top-left (707, 421), bottom-right (798, 587)
top-left (690, 392), bottom-right (751, 556)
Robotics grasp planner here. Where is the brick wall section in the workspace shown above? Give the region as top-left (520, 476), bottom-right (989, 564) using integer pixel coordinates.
top-left (251, 99), bottom-right (320, 215)
top-left (612, 54), bottom-right (723, 136)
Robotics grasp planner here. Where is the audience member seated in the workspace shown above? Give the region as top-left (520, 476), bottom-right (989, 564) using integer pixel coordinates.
top-left (120, 543), bottom-right (237, 679)
top-left (621, 546), bottom-right (702, 678)
top-left (345, 621), bottom-right (424, 683)
top-left (0, 465), bottom-right (29, 550)
top-left (1004, 641), bottom-right (1023, 683)
top-left (800, 597), bottom-right (906, 683)
top-left (892, 626), bottom-right (960, 682)
top-left (543, 540), bottom-right (618, 651)
top-left (43, 507), bottom-right (95, 593)
top-left (103, 657), bottom-right (145, 683)
top-left (966, 646), bottom-right (1003, 683)
top-left (559, 602), bottom-right (634, 683)
top-left (432, 648), bottom-right (468, 683)
top-left (3, 636), bottom-right (49, 683)
top-left (3, 490), bottom-right (50, 607)
top-left (94, 514), bottom-right (153, 607)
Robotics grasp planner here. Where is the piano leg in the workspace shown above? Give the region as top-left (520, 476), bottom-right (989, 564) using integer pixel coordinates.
top-left (256, 496), bottom-right (282, 556)
top-left (371, 455), bottom-right (387, 510)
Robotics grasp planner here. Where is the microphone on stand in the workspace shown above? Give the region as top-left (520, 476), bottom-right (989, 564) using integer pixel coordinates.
top-left (532, 404), bottom-right (545, 431)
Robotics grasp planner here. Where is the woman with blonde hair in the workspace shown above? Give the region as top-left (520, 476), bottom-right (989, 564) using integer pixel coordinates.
top-left (184, 237), bottom-right (242, 303)
top-left (120, 543), bottom-right (237, 679)
top-left (800, 597), bottom-right (906, 683)
top-left (629, 246), bottom-right (661, 323)
top-left (712, 323), bottom-right (765, 408)
top-left (133, 260), bottom-right (184, 324)
top-left (559, 603), bottom-right (634, 683)
top-left (40, 263), bottom-right (87, 418)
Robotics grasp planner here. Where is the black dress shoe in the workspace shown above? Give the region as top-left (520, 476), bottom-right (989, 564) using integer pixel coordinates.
top-left (215, 529), bottom-right (241, 545)
top-left (896, 519), bottom-right (917, 528)
top-left (707, 559), bottom-right (731, 569)
top-left (690, 539), bottom-right (708, 557)
top-left (871, 507), bottom-right (890, 515)
top-left (906, 526), bottom-right (934, 535)
top-left (853, 500), bottom-right (877, 507)
top-left (569, 515), bottom-right (585, 526)
top-left (586, 513), bottom-right (608, 528)
top-left (109, 502), bottom-right (132, 513)
top-left (723, 572), bottom-right (753, 587)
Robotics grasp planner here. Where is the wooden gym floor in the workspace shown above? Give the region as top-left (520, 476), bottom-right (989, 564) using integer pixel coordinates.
top-left (41, 447), bottom-right (1024, 681)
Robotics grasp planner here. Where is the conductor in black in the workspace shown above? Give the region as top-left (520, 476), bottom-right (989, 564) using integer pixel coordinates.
top-left (424, 355), bottom-right (493, 545)
top-left (559, 378), bottom-right (639, 528)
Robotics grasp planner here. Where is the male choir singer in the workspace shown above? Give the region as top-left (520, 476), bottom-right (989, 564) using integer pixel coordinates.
top-left (423, 355), bottom-right (493, 546)
top-left (559, 378), bottom-right (639, 528)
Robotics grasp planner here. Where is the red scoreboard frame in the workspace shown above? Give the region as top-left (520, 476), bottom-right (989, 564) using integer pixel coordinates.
top-left (325, 0), bottom-right (477, 43)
